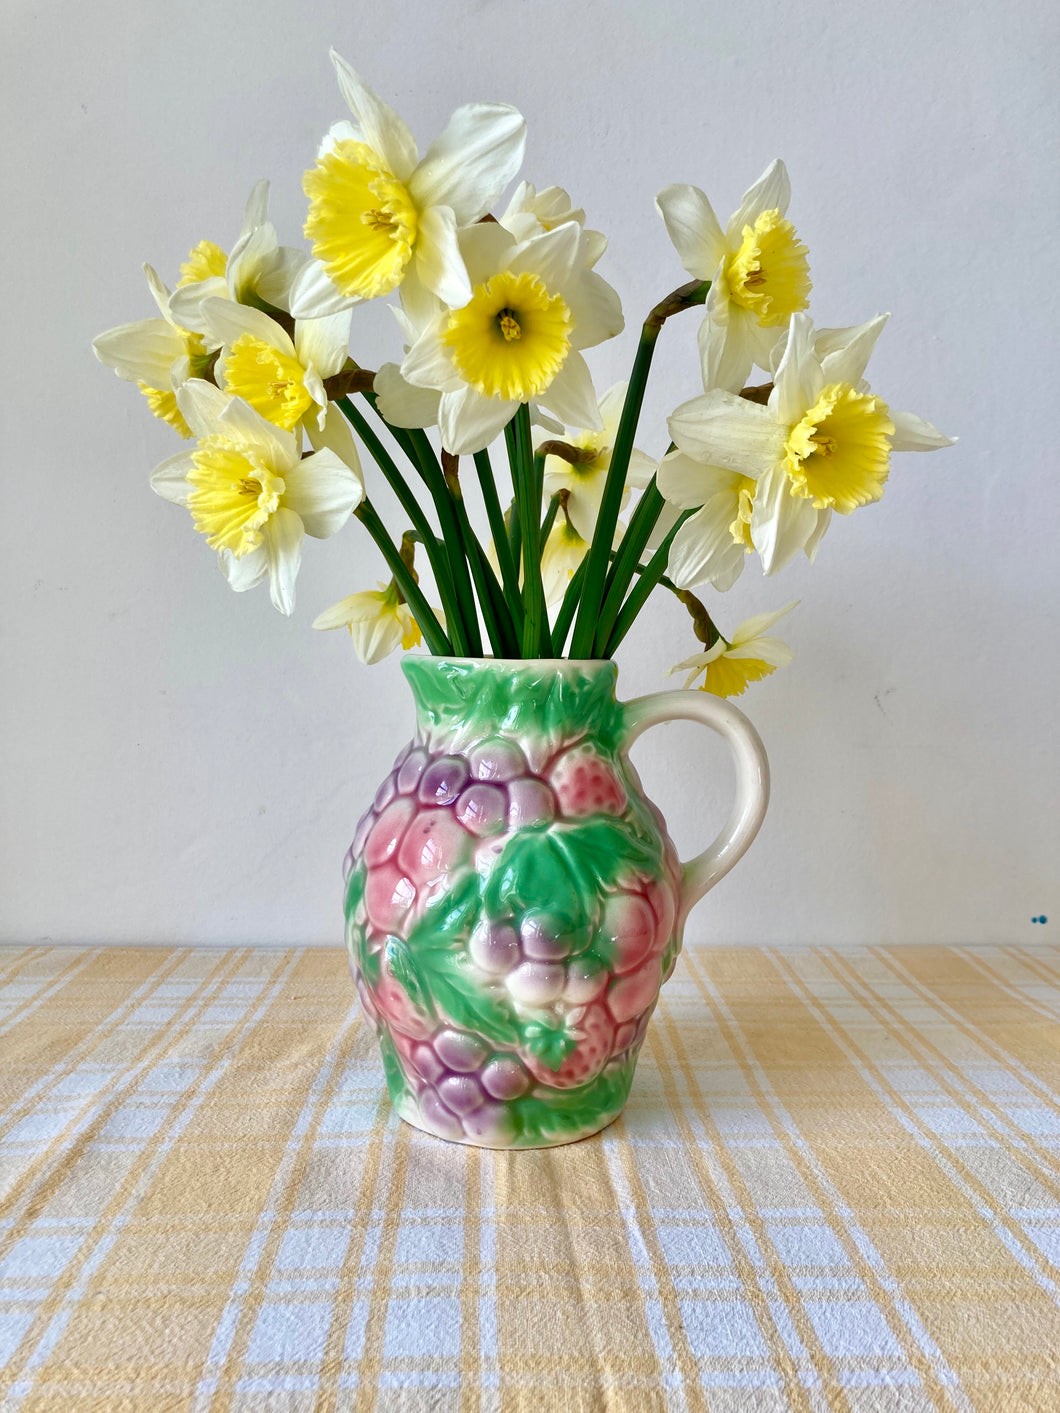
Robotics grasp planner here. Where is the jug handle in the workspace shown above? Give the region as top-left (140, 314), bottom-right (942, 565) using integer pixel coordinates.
top-left (622, 691), bottom-right (770, 924)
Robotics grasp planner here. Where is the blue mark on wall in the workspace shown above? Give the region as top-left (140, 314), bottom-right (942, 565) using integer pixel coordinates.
top-left (1031, 915), bottom-right (1048, 924)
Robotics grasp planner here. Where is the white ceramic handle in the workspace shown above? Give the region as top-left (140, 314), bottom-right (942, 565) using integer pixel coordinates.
top-left (623, 691), bottom-right (770, 924)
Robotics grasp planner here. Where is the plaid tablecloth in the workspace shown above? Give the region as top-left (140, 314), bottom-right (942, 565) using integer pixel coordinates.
top-left (1, 943), bottom-right (1058, 1412)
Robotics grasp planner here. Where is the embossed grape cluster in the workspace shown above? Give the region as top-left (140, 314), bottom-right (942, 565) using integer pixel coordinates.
top-left (345, 731), bottom-right (682, 1147)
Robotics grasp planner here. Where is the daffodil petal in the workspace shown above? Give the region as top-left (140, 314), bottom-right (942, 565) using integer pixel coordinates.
top-left (803, 507), bottom-right (832, 563)
top-left (698, 311), bottom-right (755, 395)
top-left (669, 390), bottom-right (783, 475)
top-left (508, 222), bottom-right (581, 294)
top-left (565, 267), bottom-right (624, 351)
top-left (217, 394), bottom-right (299, 469)
top-left (167, 276), bottom-right (229, 336)
top-left (749, 462), bottom-right (819, 575)
top-left (657, 449), bottom-right (734, 510)
top-left (731, 601), bottom-right (798, 644)
top-left (219, 543), bottom-right (269, 593)
top-left (288, 258), bottom-right (358, 321)
top-left (538, 351), bottom-right (601, 431)
top-left (262, 507), bottom-right (304, 616)
top-left (818, 314), bottom-right (889, 388)
top-left (150, 451), bottom-right (195, 505)
top-left (459, 222), bottom-right (517, 286)
top-left (201, 297), bottom-right (296, 357)
top-left (626, 449), bottom-right (657, 488)
top-left (401, 314), bottom-right (463, 393)
top-left (438, 384), bottom-right (518, 456)
top-left (726, 158), bottom-right (791, 242)
top-left (177, 379), bottom-right (232, 439)
top-left (409, 102), bottom-right (526, 223)
top-left (329, 49), bottom-right (418, 183)
top-left (411, 204), bottom-right (472, 308)
top-left (282, 448), bottom-right (363, 538)
top-left (93, 319), bottom-right (183, 387)
top-left (373, 362), bottom-right (442, 428)
top-left (655, 183), bottom-right (726, 281)
top-left (772, 312), bottom-right (824, 425)
top-left (667, 499), bottom-right (747, 592)
top-left (294, 308), bottom-right (353, 381)
top-left (889, 408), bottom-right (956, 451)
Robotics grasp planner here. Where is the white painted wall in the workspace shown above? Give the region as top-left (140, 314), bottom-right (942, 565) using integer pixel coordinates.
top-left (2, 0), bottom-right (1056, 946)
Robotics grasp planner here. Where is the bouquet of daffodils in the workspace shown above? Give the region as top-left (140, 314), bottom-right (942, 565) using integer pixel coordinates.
top-left (94, 49), bottom-right (953, 698)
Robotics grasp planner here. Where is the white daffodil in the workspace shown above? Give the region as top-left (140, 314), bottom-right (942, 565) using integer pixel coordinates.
top-left (499, 181), bottom-right (607, 267)
top-left (93, 264), bottom-right (217, 438)
top-left (539, 383), bottom-right (654, 542)
top-left (289, 50), bottom-right (526, 319)
top-left (669, 603), bottom-right (797, 698)
top-left (667, 313), bottom-right (955, 576)
top-left (385, 220), bottom-right (622, 454)
top-left (313, 583), bottom-right (423, 664)
top-left (167, 181), bottom-right (308, 334)
top-left (656, 160), bottom-right (811, 394)
top-left (149, 382), bottom-right (364, 615)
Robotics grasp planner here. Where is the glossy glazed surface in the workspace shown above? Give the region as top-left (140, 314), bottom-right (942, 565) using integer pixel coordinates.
top-left (344, 659), bottom-right (684, 1148)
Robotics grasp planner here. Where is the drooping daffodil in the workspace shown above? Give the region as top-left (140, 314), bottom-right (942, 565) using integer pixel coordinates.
top-left (670, 603), bottom-right (797, 698)
top-left (656, 159), bottom-right (810, 395)
top-left (539, 382), bottom-right (655, 544)
top-left (313, 582), bottom-right (423, 664)
top-left (381, 221), bottom-right (623, 454)
top-left (499, 181), bottom-right (607, 268)
top-left (667, 313), bottom-right (955, 576)
top-left (167, 181), bottom-right (308, 334)
top-left (150, 381), bottom-right (364, 615)
top-left (93, 264), bottom-right (219, 437)
top-left (539, 512), bottom-right (590, 610)
top-left (290, 50), bottom-right (526, 319)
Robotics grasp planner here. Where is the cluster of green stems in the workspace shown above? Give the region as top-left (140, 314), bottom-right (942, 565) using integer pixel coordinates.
top-left (340, 279), bottom-right (711, 662)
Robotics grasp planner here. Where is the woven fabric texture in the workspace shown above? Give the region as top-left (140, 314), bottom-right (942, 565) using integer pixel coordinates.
top-left (0, 943), bottom-right (1058, 1412)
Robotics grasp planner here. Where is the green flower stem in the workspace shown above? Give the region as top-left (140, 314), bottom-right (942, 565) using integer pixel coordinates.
top-left (506, 405), bottom-right (551, 657)
top-left (473, 448), bottom-right (524, 635)
top-left (354, 499), bottom-right (452, 654)
top-left (403, 428), bottom-right (483, 657)
top-left (539, 491), bottom-right (562, 548)
top-left (603, 509), bottom-right (696, 655)
top-left (551, 553), bottom-right (589, 655)
top-left (592, 477), bottom-right (667, 653)
top-left (337, 395), bottom-right (467, 653)
top-left (336, 393), bottom-right (446, 559)
top-left (443, 455), bottom-right (519, 657)
top-left (357, 392), bottom-right (480, 656)
top-left (569, 280), bottom-right (710, 659)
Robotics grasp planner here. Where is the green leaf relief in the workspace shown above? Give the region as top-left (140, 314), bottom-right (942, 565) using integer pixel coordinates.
top-left (508, 1054), bottom-right (638, 1145)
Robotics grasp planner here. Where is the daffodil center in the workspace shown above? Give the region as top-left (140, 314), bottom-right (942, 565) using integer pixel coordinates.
top-left (186, 437), bottom-right (285, 556)
top-left (497, 309), bottom-right (522, 341)
top-left (222, 334), bottom-right (314, 430)
top-left (178, 239), bottom-right (228, 287)
top-left (444, 271), bottom-right (572, 402)
top-left (304, 139), bottom-right (418, 300)
top-left (726, 209), bottom-right (811, 328)
top-left (784, 382), bottom-right (895, 514)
